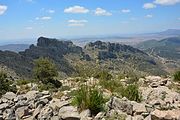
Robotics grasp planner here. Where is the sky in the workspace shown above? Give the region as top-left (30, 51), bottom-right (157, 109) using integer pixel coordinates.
top-left (0, 0), bottom-right (180, 41)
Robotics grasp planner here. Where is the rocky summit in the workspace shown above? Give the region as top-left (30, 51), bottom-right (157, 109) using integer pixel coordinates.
top-left (0, 76), bottom-right (180, 120)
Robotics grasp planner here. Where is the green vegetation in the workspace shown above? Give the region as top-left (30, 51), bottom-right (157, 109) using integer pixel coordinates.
top-left (99, 79), bottom-right (123, 93)
top-left (16, 79), bottom-right (31, 86)
top-left (122, 84), bottom-right (141, 102)
top-left (173, 71), bottom-right (180, 82)
top-left (94, 70), bottom-right (113, 80)
top-left (72, 85), bottom-right (105, 115)
top-left (33, 57), bottom-right (58, 83)
top-left (33, 57), bottom-right (62, 91)
top-left (0, 71), bottom-right (17, 97)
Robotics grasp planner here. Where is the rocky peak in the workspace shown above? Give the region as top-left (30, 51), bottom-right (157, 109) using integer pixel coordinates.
top-left (85, 41), bottom-right (146, 54)
top-left (37, 37), bottom-right (73, 48)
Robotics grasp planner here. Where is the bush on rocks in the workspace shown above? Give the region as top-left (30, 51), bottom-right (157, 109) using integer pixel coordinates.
top-left (94, 70), bottom-right (113, 81)
top-left (33, 57), bottom-right (62, 91)
top-left (0, 71), bottom-right (17, 97)
top-left (173, 70), bottom-right (180, 82)
top-left (72, 85), bottom-right (105, 115)
top-left (122, 84), bottom-right (141, 102)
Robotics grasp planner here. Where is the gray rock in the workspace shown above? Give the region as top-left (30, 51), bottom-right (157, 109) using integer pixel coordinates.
top-left (38, 106), bottom-right (53, 120)
top-left (32, 104), bottom-right (43, 119)
top-left (35, 98), bottom-right (49, 108)
top-left (131, 101), bottom-right (146, 115)
top-left (25, 91), bottom-right (41, 101)
top-left (94, 112), bottom-right (105, 120)
top-left (41, 91), bottom-right (50, 95)
top-left (151, 109), bottom-right (180, 120)
top-left (49, 99), bottom-right (70, 110)
top-left (3, 109), bottom-right (16, 120)
top-left (144, 115), bottom-right (151, 120)
top-left (15, 100), bottom-right (28, 109)
top-left (150, 82), bottom-right (158, 88)
top-left (51, 116), bottom-right (59, 120)
top-left (59, 106), bottom-right (80, 120)
top-left (108, 97), bottom-right (133, 115)
top-left (132, 115), bottom-right (144, 120)
top-left (0, 103), bottom-right (9, 110)
top-left (80, 109), bottom-right (91, 120)
top-left (2, 92), bottom-right (16, 101)
top-left (15, 106), bottom-right (30, 119)
top-left (126, 115), bottom-right (132, 120)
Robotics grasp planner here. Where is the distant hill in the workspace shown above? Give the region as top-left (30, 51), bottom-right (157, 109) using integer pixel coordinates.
top-left (84, 41), bottom-right (166, 75)
top-left (0, 44), bottom-right (29, 52)
top-left (0, 37), bottom-right (168, 78)
top-left (136, 37), bottom-right (180, 60)
top-left (136, 37), bottom-right (180, 72)
top-left (157, 29), bottom-right (180, 36)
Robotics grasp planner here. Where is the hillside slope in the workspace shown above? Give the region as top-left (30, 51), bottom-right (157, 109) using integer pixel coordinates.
top-left (136, 37), bottom-right (180, 72)
top-left (0, 37), bottom-right (168, 78)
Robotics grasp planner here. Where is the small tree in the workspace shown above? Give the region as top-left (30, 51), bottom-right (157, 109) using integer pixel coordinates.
top-left (33, 57), bottom-right (58, 84)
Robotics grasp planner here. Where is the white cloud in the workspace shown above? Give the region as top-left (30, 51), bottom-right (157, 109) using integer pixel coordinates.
top-left (68, 19), bottom-right (88, 23)
top-left (68, 19), bottom-right (88, 27)
top-left (145, 14), bottom-right (153, 18)
top-left (36, 16), bottom-right (51, 20)
top-left (0, 5), bottom-right (7, 15)
top-left (64, 6), bottom-right (89, 14)
top-left (95, 8), bottom-right (112, 16)
top-left (143, 3), bottom-right (156, 9)
top-left (121, 9), bottom-right (131, 13)
top-left (154, 0), bottom-right (180, 5)
top-left (25, 27), bottom-right (33, 30)
top-left (47, 9), bottom-right (55, 13)
top-left (68, 23), bottom-right (85, 27)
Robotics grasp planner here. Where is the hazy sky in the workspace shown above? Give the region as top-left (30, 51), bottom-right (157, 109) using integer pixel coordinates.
top-left (0, 0), bottom-right (180, 40)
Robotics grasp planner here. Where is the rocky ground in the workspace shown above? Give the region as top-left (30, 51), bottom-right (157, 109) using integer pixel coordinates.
top-left (0, 76), bottom-right (180, 120)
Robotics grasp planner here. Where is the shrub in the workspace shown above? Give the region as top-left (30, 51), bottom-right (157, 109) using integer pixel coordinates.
top-left (99, 79), bottom-right (123, 93)
top-left (16, 79), bottom-right (31, 86)
top-left (0, 71), bottom-right (17, 97)
top-left (94, 70), bottom-right (112, 80)
top-left (173, 71), bottom-right (180, 82)
top-left (33, 57), bottom-right (62, 91)
top-left (72, 85), bottom-right (105, 115)
top-left (33, 57), bottom-right (58, 84)
top-left (122, 84), bottom-right (141, 102)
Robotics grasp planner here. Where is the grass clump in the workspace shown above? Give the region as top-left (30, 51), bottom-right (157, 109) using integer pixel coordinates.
top-left (72, 85), bottom-right (105, 115)
top-left (173, 71), bottom-right (180, 82)
top-left (99, 79), bottom-right (123, 93)
top-left (16, 79), bottom-right (31, 86)
top-left (122, 84), bottom-right (141, 102)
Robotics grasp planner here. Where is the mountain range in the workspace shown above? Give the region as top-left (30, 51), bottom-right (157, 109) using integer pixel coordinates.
top-left (0, 36), bottom-right (169, 78)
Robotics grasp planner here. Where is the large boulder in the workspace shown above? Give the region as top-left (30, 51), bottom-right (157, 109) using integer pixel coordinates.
top-left (108, 97), bottom-right (133, 115)
top-left (151, 109), bottom-right (180, 120)
top-left (131, 101), bottom-right (147, 115)
top-left (0, 103), bottom-right (9, 110)
top-left (2, 92), bottom-right (16, 101)
top-left (58, 106), bottom-right (80, 120)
